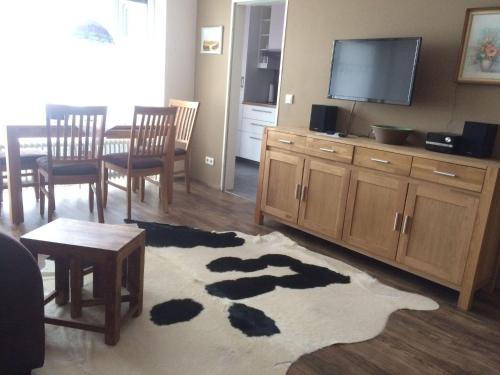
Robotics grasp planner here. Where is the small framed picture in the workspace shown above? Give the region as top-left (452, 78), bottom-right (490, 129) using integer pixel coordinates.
top-left (200, 26), bottom-right (223, 55)
top-left (457, 7), bottom-right (500, 85)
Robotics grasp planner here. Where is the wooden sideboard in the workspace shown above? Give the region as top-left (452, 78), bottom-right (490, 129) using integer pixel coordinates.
top-left (255, 127), bottom-right (500, 310)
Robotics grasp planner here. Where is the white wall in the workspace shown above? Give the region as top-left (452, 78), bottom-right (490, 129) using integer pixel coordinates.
top-left (164, 0), bottom-right (197, 102)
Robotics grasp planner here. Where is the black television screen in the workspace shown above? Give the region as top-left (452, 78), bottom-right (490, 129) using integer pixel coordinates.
top-left (328, 37), bottom-right (421, 106)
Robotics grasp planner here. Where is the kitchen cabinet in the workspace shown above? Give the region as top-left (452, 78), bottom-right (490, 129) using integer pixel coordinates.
top-left (268, 4), bottom-right (285, 50)
top-left (237, 104), bottom-right (276, 162)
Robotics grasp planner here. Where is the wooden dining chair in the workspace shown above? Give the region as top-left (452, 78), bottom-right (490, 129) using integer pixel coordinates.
top-left (1, 149), bottom-right (45, 209)
top-left (142, 99), bottom-right (200, 197)
top-left (171, 99), bottom-right (200, 193)
top-left (38, 105), bottom-right (107, 222)
top-left (102, 106), bottom-right (177, 219)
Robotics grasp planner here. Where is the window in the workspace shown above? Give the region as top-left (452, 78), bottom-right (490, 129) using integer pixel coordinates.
top-left (0, 0), bottom-right (164, 131)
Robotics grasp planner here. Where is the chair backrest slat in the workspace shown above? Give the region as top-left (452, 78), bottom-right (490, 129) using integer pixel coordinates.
top-left (45, 105), bottom-right (107, 169)
top-left (152, 114), bottom-right (162, 154)
top-left (168, 99), bottom-right (200, 152)
top-left (128, 106), bottom-right (177, 163)
top-left (63, 114), bottom-right (70, 159)
top-left (70, 114), bottom-right (75, 159)
top-left (55, 118), bottom-right (61, 159)
top-left (77, 115), bottom-right (83, 160)
top-left (84, 115), bottom-right (91, 160)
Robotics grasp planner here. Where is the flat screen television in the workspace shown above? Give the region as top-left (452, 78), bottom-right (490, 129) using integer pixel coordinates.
top-left (328, 37), bottom-right (422, 106)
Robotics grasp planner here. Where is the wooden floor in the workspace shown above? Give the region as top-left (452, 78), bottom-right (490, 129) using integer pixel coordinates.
top-left (1, 180), bottom-right (500, 374)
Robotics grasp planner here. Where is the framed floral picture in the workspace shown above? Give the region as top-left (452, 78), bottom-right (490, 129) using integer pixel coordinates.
top-left (457, 7), bottom-right (500, 85)
top-left (200, 26), bottom-right (223, 55)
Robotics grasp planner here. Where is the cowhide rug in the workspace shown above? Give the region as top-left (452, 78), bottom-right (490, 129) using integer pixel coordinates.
top-left (37, 221), bottom-right (438, 375)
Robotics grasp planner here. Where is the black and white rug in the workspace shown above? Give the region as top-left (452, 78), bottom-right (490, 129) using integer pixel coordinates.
top-left (38, 221), bottom-right (438, 375)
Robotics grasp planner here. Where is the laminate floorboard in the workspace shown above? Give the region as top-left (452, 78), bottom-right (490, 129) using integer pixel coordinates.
top-left (1, 179), bottom-right (499, 374)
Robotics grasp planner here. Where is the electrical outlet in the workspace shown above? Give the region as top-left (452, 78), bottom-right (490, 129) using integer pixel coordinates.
top-left (205, 156), bottom-right (215, 166)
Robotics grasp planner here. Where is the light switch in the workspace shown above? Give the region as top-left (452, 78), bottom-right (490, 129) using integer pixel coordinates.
top-left (285, 94), bottom-right (294, 104)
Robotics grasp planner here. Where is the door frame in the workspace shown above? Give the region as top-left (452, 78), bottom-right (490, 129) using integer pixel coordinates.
top-left (220, 0), bottom-right (289, 191)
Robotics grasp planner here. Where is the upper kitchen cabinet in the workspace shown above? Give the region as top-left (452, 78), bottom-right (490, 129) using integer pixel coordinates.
top-left (255, 4), bottom-right (285, 69)
top-left (268, 4), bottom-right (285, 50)
top-left (243, 5), bottom-right (285, 104)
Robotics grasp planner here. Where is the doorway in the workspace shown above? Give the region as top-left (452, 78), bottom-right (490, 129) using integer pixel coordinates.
top-left (222, 0), bottom-right (287, 201)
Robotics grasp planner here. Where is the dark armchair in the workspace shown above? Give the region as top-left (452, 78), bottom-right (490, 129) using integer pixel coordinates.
top-left (0, 231), bottom-right (45, 375)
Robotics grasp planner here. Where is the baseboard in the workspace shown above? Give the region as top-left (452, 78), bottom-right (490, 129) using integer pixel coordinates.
top-left (236, 156), bottom-right (260, 166)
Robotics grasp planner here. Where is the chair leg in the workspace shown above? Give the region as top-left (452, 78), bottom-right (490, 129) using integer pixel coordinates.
top-left (48, 181), bottom-right (55, 222)
top-left (140, 177), bottom-right (145, 202)
top-left (95, 179), bottom-right (105, 224)
top-left (167, 164), bottom-right (174, 205)
top-left (88, 183), bottom-right (94, 213)
top-left (132, 177), bottom-right (139, 193)
top-left (103, 166), bottom-right (108, 208)
top-left (160, 167), bottom-right (169, 213)
top-left (0, 172), bottom-right (3, 208)
top-left (33, 168), bottom-right (40, 201)
top-left (126, 175), bottom-right (132, 220)
top-left (49, 182), bottom-right (55, 213)
top-left (185, 155), bottom-right (191, 194)
top-left (39, 172), bottom-right (45, 216)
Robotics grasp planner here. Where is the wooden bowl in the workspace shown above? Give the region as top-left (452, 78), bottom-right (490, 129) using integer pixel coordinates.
top-left (371, 125), bottom-right (413, 145)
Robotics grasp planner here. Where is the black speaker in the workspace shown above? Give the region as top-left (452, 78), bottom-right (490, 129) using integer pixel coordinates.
top-left (309, 105), bottom-right (338, 133)
top-left (460, 121), bottom-right (498, 158)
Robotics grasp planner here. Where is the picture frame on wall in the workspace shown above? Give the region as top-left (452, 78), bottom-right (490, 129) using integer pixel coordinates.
top-left (457, 7), bottom-right (500, 85)
top-left (200, 26), bottom-right (223, 55)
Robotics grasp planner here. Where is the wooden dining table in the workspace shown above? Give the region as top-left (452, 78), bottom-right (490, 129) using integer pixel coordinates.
top-left (5, 125), bottom-right (174, 225)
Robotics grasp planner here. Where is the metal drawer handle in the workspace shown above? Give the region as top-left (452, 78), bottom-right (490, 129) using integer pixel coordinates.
top-left (279, 139), bottom-right (293, 144)
top-left (393, 212), bottom-right (402, 232)
top-left (250, 122), bottom-right (266, 127)
top-left (371, 158), bottom-right (390, 164)
top-left (300, 185), bottom-right (308, 201)
top-left (402, 215), bottom-right (411, 234)
top-left (319, 147), bottom-right (336, 153)
top-left (433, 170), bottom-right (456, 178)
top-left (295, 184), bottom-right (301, 200)
top-left (249, 136), bottom-right (262, 141)
top-left (252, 109), bottom-right (273, 114)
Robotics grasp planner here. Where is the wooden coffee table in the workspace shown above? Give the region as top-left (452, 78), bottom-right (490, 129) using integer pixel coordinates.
top-left (20, 218), bottom-right (146, 345)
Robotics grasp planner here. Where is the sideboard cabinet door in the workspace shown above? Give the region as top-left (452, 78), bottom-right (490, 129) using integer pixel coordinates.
top-left (261, 150), bottom-right (304, 223)
top-left (343, 170), bottom-right (408, 260)
top-left (298, 158), bottom-right (350, 240)
top-left (396, 184), bottom-right (479, 285)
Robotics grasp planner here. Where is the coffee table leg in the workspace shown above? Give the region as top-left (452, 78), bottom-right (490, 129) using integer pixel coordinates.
top-left (127, 244), bottom-right (145, 317)
top-left (122, 258), bottom-right (128, 289)
top-left (105, 257), bottom-right (122, 346)
top-left (70, 258), bottom-right (83, 318)
top-left (55, 258), bottom-right (69, 306)
top-left (93, 264), bottom-right (104, 298)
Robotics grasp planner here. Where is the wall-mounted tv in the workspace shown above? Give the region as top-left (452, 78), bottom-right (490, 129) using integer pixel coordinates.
top-left (328, 37), bottom-right (422, 106)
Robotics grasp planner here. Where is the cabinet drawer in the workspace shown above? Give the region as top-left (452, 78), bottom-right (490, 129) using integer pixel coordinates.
top-left (354, 148), bottom-right (412, 176)
top-left (306, 137), bottom-right (353, 164)
top-left (238, 130), bottom-right (262, 162)
top-left (410, 157), bottom-right (485, 192)
top-left (240, 117), bottom-right (275, 136)
top-left (243, 105), bottom-right (276, 123)
top-left (267, 131), bottom-right (306, 153)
